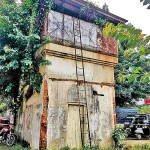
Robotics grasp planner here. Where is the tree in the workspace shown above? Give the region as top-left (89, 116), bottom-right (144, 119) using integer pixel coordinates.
top-left (103, 23), bottom-right (150, 106)
top-left (0, 97), bottom-right (11, 114)
top-left (140, 0), bottom-right (150, 9)
top-left (0, 0), bottom-right (52, 112)
top-left (102, 3), bottom-right (109, 12)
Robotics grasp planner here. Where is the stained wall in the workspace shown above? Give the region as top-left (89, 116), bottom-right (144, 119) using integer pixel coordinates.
top-left (40, 43), bottom-right (117, 149)
top-left (16, 9), bottom-right (118, 149)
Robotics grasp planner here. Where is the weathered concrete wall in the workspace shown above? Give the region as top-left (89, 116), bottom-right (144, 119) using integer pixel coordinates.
top-left (16, 85), bottom-right (44, 150)
top-left (47, 10), bottom-right (97, 49)
top-left (37, 43), bottom-right (117, 149)
top-left (17, 41), bottom-right (117, 149)
top-left (37, 43), bottom-right (117, 84)
top-left (46, 81), bottom-right (115, 149)
top-left (42, 10), bottom-right (118, 56)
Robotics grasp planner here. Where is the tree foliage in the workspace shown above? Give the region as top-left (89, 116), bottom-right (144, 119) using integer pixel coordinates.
top-left (0, 96), bottom-right (11, 113)
top-left (103, 23), bottom-right (150, 106)
top-left (140, 0), bottom-right (150, 9)
top-left (135, 105), bottom-right (150, 114)
top-left (80, 3), bottom-right (107, 27)
top-left (0, 0), bottom-right (52, 111)
top-left (102, 3), bottom-right (109, 12)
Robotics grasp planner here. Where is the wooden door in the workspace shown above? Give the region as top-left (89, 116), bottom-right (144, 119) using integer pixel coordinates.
top-left (67, 104), bottom-right (83, 148)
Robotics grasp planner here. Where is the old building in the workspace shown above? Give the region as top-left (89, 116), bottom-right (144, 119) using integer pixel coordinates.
top-left (16, 0), bottom-right (127, 149)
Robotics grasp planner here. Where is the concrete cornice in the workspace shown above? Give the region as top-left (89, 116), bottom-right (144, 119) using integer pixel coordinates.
top-left (36, 43), bottom-right (118, 67)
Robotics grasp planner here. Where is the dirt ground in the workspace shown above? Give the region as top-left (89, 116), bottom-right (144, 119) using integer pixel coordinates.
top-left (123, 139), bottom-right (150, 147)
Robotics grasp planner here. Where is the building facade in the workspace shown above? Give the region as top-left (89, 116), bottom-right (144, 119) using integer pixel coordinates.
top-left (16, 0), bottom-right (127, 149)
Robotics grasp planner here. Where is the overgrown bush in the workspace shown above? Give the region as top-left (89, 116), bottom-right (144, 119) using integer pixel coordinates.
top-left (112, 126), bottom-right (128, 148)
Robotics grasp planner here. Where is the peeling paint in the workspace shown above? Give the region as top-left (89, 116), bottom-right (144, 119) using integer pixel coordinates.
top-left (42, 10), bottom-right (118, 56)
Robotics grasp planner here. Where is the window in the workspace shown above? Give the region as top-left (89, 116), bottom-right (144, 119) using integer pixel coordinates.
top-left (1, 119), bottom-right (9, 124)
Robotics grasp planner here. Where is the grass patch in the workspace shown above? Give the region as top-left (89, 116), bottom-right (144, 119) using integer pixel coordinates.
top-left (127, 144), bottom-right (150, 150)
top-left (57, 144), bottom-right (150, 150)
top-left (0, 143), bottom-right (31, 150)
top-left (1, 143), bottom-right (150, 150)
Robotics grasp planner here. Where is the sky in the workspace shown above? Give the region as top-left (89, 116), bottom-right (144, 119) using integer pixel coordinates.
top-left (90, 0), bottom-right (150, 35)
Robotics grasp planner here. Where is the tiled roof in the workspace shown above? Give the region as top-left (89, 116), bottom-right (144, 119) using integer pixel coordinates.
top-left (52, 0), bottom-right (128, 24)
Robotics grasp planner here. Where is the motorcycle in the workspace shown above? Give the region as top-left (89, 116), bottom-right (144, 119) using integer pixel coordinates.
top-left (0, 117), bottom-right (16, 146)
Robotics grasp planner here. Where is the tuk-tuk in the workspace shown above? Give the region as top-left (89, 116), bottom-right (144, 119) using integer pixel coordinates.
top-left (124, 115), bottom-right (135, 128)
top-left (124, 114), bottom-right (150, 139)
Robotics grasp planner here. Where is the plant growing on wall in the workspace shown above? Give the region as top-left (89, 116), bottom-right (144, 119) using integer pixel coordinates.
top-left (102, 3), bottom-right (109, 12)
top-left (103, 23), bottom-right (150, 106)
top-left (95, 17), bottom-right (107, 27)
top-left (0, 0), bottom-right (53, 112)
top-left (80, 2), bottom-right (107, 27)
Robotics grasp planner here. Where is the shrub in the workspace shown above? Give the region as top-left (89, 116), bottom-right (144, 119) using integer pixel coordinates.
top-left (60, 146), bottom-right (70, 150)
top-left (112, 126), bottom-right (128, 148)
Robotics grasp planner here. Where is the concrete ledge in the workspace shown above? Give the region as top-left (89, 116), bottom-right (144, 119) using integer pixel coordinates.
top-left (36, 43), bottom-right (118, 67)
